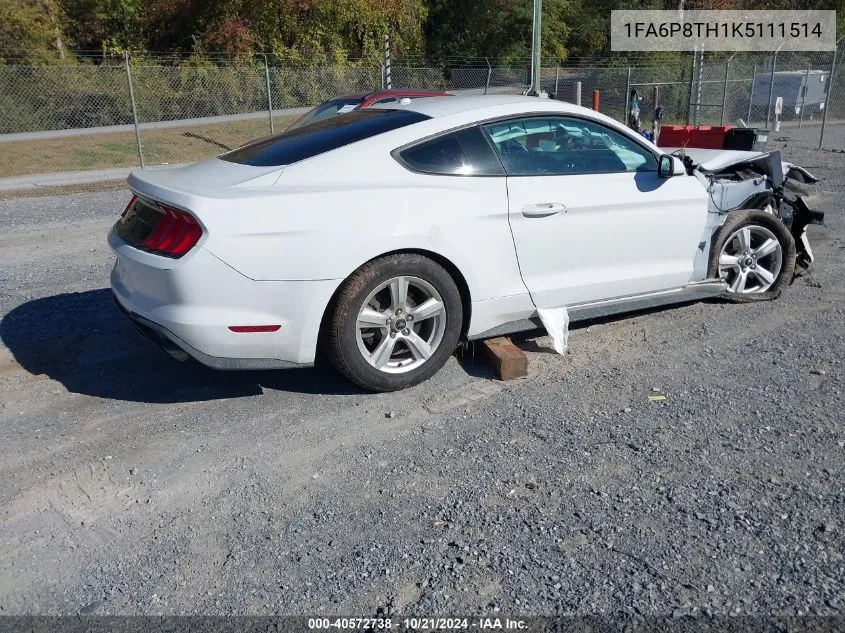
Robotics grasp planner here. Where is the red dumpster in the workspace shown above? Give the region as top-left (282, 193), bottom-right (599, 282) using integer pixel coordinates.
top-left (657, 125), bottom-right (734, 149)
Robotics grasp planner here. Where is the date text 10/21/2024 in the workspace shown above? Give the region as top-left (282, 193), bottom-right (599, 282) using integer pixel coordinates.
top-left (307, 617), bottom-right (528, 630)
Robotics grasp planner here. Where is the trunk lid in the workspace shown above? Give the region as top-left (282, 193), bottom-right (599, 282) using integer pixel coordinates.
top-left (127, 159), bottom-right (285, 202)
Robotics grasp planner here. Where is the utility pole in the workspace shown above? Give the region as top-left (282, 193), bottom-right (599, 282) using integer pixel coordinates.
top-left (530, 0), bottom-right (542, 95)
top-left (383, 34), bottom-right (392, 90)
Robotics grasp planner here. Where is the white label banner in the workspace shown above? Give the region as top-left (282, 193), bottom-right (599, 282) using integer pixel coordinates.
top-left (611, 10), bottom-right (837, 51)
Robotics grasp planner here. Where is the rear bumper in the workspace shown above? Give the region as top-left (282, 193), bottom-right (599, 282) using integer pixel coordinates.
top-left (109, 230), bottom-right (341, 369)
top-left (112, 295), bottom-right (303, 370)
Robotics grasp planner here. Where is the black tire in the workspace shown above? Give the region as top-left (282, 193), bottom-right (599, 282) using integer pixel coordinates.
top-left (707, 210), bottom-right (796, 303)
top-left (324, 253), bottom-right (463, 392)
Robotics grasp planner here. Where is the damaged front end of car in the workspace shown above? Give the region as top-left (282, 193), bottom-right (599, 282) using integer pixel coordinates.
top-left (683, 148), bottom-right (825, 269)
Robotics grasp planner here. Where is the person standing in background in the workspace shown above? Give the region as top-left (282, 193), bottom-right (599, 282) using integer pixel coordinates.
top-left (628, 88), bottom-right (642, 133)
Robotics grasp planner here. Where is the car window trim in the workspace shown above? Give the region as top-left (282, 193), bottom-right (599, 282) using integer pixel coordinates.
top-left (478, 112), bottom-right (661, 178)
top-left (391, 122), bottom-right (507, 177)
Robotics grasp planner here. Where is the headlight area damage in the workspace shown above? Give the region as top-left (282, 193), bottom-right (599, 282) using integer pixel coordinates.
top-left (682, 148), bottom-right (825, 269)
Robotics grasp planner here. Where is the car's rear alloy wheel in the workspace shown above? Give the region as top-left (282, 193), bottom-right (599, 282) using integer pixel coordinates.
top-left (356, 276), bottom-right (447, 374)
top-left (325, 254), bottom-right (463, 391)
top-left (708, 210), bottom-right (796, 302)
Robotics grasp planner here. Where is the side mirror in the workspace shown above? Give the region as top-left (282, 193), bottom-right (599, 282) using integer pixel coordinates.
top-left (658, 154), bottom-right (675, 178)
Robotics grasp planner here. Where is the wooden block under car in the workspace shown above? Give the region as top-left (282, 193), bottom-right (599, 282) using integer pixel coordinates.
top-left (480, 337), bottom-right (528, 381)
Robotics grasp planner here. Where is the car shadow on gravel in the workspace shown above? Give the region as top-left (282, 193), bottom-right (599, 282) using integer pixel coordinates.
top-left (0, 289), bottom-right (367, 402)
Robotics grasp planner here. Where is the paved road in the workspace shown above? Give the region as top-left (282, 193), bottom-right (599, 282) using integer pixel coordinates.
top-left (0, 166), bottom-right (186, 193)
top-left (0, 147), bottom-right (843, 617)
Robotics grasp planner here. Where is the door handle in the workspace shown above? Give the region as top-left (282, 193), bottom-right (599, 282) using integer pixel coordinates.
top-left (522, 203), bottom-right (566, 218)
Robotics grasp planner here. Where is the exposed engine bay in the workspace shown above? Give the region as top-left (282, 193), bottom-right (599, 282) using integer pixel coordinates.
top-left (675, 148), bottom-right (825, 269)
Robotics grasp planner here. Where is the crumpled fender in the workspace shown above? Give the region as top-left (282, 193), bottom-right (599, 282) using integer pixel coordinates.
top-left (782, 193), bottom-right (825, 267)
top-left (784, 164), bottom-right (820, 185)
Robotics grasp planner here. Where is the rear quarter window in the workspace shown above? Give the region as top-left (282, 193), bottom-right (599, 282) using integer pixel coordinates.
top-left (396, 126), bottom-right (504, 176)
top-left (221, 109), bottom-right (430, 167)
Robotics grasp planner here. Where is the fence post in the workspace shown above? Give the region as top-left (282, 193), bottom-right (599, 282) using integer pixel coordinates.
top-left (720, 54), bottom-right (734, 126)
top-left (624, 67), bottom-right (632, 124)
top-left (575, 80), bottom-right (581, 107)
top-left (554, 66), bottom-right (559, 97)
top-left (798, 63), bottom-right (810, 129)
top-left (124, 51), bottom-right (144, 170)
top-left (686, 49), bottom-right (696, 125)
top-left (484, 57), bottom-right (492, 95)
top-left (264, 54), bottom-right (274, 135)
top-left (819, 37), bottom-right (842, 150)
top-left (746, 63), bottom-right (756, 124)
top-left (765, 43), bottom-right (784, 131)
top-left (694, 48), bottom-right (704, 125)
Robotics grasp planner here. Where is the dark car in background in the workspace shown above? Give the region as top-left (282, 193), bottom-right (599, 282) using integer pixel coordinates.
top-left (289, 89), bottom-right (451, 129)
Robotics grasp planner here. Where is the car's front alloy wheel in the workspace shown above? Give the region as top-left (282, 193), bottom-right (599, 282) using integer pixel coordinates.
top-left (718, 225), bottom-right (783, 293)
top-left (324, 254), bottom-right (463, 391)
top-left (708, 210), bottom-right (796, 302)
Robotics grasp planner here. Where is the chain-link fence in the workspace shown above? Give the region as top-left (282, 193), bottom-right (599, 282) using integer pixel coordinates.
top-left (1, 41), bottom-right (843, 179)
top-left (622, 45), bottom-right (845, 149)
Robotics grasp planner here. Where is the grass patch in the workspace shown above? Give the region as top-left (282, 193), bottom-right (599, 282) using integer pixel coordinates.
top-left (0, 116), bottom-right (295, 178)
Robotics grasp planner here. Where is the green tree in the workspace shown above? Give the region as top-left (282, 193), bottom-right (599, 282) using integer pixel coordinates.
top-left (423, 0), bottom-right (597, 64)
top-left (59, 0), bottom-right (141, 52)
top-left (0, 0), bottom-right (65, 63)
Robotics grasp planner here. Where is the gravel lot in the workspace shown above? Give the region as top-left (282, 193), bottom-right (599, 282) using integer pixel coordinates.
top-left (0, 138), bottom-right (843, 620)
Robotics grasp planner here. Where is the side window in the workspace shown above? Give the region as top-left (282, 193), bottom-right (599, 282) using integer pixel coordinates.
top-left (397, 126), bottom-right (504, 176)
top-left (374, 97), bottom-right (398, 105)
top-left (482, 116), bottom-right (658, 177)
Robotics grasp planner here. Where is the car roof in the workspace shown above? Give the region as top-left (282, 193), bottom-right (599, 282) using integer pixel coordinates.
top-left (363, 94), bottom-right (662, 155)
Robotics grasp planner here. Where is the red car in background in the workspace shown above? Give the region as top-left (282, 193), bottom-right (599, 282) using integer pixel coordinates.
top-left (289, 89), bottom-right (451, 129)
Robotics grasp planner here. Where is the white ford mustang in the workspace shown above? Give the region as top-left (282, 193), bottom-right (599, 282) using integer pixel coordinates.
top-left (109, 95), bottom-right (822, 391)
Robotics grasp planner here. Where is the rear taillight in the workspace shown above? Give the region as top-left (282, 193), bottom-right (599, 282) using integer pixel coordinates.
top-left (115, 196), bottom-right (203, 258)
top-left (141, 206), bottom-right (202, 258)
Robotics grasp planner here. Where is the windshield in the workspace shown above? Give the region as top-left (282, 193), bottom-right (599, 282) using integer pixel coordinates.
top-left (288, 97), bottom-right (365, 130)
top-left (221, 109), bottom-right (431, 167)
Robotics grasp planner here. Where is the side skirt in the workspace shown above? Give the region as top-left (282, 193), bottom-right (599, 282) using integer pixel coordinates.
top-left (467, 280), bottom-right (728, 341)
